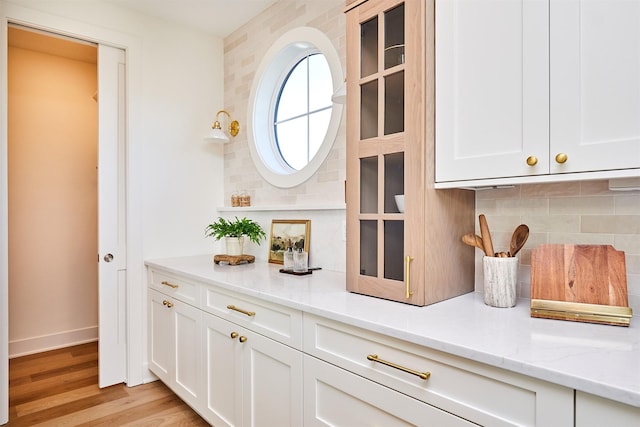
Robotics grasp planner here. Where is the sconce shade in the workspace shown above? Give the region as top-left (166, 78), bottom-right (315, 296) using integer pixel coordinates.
top-left (209, 120), bottom-right (230, 142)
top-left (208, 109), bottom-right (240, 143)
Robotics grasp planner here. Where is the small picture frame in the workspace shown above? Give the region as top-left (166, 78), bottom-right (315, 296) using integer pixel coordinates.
top-left (268, 219), bottom-right (310, 264)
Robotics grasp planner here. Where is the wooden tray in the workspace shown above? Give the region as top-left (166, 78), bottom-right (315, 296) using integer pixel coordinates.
top-left (213, 254), bottom-right (255, 266)
top-left (530, 244), bottom-right (632, 326)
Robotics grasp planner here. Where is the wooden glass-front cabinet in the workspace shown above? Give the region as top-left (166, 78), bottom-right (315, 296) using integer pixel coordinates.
top-left (345, 0), bottom-right (475, 305)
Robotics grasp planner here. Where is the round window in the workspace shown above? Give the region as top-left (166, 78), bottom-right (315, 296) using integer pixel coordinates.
top-left (248, 27), bottom-right (344, 188)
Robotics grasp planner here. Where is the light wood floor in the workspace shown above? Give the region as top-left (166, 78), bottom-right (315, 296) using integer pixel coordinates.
top-left (7, 342), bottom-right (209, 426)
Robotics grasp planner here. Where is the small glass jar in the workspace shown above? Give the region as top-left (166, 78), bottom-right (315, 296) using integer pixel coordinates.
top-left (231, 191), bottom-right (240, 207)
top-left (293, 249), bottom-right (308, 273)
top-left (283, 247), bottom-right (294, 271)
top-left (239, 190), bottom-right (251, 207)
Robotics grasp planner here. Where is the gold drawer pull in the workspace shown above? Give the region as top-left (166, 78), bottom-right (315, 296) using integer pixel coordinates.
top-left (226, 304), bottom-right (255, 317)
top-left (367, 354), bottom-right (430, 380)
top-left (162, 300), bottom-right (173, 308)
top-left (160, 280), bottom-right (179, 289)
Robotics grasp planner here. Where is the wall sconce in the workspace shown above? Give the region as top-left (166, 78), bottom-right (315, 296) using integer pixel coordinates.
top-left (209, 109), bottom-right (240, 142)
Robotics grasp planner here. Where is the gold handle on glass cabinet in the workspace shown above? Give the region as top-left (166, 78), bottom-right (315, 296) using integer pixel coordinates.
top-left (162, 300), bottom-right (173, 308)
top-left (227, 305), bottom-right (256, 317)
top-left (405, 256), bottom-right (414, 299)
top-left (230, 332), bottom-right (239, 339)
top-left (526, 156), bottom-right (538, 166)
top-left (160, 280), bottom-right (179, 289)
top-left (555, 153), bottom-right (568, 164)
top-left (367, 354), bottom-right (430, 380)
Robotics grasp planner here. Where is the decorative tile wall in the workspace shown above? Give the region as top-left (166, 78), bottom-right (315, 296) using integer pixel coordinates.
top-left (476, 180), bottom-right (640, 308)
top-left (223, 0), bottom-right (345, 208)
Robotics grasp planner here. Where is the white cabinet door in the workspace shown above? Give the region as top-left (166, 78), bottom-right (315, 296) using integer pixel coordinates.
top-left (202, 312), bottom-right (243, 427)
top-left (242, 329), bottom-right (303, 427)
top-left (148, 289), bottom-right (202, 408)
top-left (575, 391), bottom-right (640, 427)
top-left (202, 312), bottom-right (303, 427)
top-left (436, 0), bottom-right (549, 182)
top-left (303, 355), bottom-right (474, 427)
top-left (173, 298), bottom-right (202, 405)
top-left (148, 289), bottom-right (173, 383)
top-left (550, 0), bottom-right (640, 174)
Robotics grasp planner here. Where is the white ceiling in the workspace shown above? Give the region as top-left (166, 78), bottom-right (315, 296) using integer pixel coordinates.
top-left (102, 0), bottom-right (278, 38)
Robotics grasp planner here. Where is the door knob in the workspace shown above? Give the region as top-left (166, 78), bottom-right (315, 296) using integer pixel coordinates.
top-left (103, 253), bottom-right (114, 262)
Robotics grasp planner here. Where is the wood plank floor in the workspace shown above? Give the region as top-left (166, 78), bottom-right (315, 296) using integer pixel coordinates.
top-left (7, 342), bottom-right (209, 426)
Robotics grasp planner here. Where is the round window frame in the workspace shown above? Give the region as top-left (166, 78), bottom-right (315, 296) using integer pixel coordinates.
top-left (248, 27), bottom-right (344, 188)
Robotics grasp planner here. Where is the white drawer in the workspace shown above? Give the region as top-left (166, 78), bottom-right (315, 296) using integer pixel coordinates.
top-left (304, 314), bottom-right (573, 427)
top-left (202, 285), bottom-right (302, 349)
top-left (148, 268), bottom-right (200, 306)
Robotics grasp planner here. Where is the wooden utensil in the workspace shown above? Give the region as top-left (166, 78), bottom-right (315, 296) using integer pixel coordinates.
top-left (462, 233), bottom-right (486, 255)
top-left (509, 224), bottom-right (529, 257)
top-left (478, 215), bottom-right (494, 257)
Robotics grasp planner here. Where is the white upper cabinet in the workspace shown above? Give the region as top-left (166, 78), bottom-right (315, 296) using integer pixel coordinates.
top-left (550, 0), bottom-right (640, 175)
top-left (436, 0), bottom-right (640, 187)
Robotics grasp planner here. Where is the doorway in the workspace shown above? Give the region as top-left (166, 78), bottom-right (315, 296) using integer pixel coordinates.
top-left (6, 24), bottom-right (126, 389)
top-left (8, 25), bottom-right (99, 359)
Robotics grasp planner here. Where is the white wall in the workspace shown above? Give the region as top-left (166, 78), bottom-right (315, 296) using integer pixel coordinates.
top-left (0, 1), bottom-right (226, 416)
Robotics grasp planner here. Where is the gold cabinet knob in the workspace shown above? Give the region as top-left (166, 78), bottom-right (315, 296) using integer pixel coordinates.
top-left (230, 332), bottom-right (239, 339)
top-left (555, 153), bottom-right (568, 164)
top-left (162, 300), bottom-right (173, 308)
top-left (239, 336), bottom-right (247, 343)
top-left (526, 156), bottom-right (538, 166)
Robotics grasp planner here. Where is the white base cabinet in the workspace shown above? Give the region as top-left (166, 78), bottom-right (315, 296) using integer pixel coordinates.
top-left (303, 313), bottom-right (573, 427)
top-left (148, 264), bottom-right (638, 426)
top-left (304, 355), bottom-right (474, 426)
top-left (202, 312), bottom-right (303, 427)
top-left (148, 267), bottom-right (303, 426)
top-left (148, 288), bottom-right (202, 408)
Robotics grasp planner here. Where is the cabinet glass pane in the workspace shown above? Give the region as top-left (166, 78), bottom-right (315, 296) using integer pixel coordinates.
top-left (384, 153), bottom-right (404, 213)
top-left (361, 80), bottom-right (378, 139)
top-left (384, 71), bottom-right (404, 135)
top-left (384, 220), bottom-right (404, 281)
top-left (360, 220), bottom-right (378, 277)
top-left (360, 156), bottom-right (378, 214)
top-left (360, 17), bottom-right (378, 78)
top-left (384, 4), bottom-right (405, 69)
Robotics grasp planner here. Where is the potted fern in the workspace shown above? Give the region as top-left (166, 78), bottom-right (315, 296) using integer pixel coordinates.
top-left (205, 216), bottom-right (266, 256)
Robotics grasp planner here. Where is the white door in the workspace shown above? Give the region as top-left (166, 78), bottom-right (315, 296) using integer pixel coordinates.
top-left (98, 44), bottom-right (127, 388)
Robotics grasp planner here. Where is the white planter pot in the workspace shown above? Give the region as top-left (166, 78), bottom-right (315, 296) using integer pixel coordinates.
top-left (225, 236), bottom-right (244, 256)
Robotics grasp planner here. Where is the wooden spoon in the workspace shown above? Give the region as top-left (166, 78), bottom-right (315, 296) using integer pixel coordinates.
top-left (462, 233), bottom-right (486, 255)
top-left (509, 224), bottom-right (529, 257)
top-left (478, 214), bottom-right (495, 257)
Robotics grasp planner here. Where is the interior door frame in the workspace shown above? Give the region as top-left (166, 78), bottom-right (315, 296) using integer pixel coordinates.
top-left (0, 4), bottom-right (146, 424)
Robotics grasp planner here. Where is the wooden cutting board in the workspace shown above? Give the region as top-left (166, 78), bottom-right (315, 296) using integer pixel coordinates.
top-left (530, 244), bottom-right (632, 326)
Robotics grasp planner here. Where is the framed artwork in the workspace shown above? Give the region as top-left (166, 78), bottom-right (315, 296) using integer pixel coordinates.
top-left (268, 219), bottom-right (310, 264)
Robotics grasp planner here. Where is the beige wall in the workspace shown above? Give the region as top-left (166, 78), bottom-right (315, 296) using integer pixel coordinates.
top-left (8, 44), bottom-right (98, 356)
top-left (224, 0), bottom-right (640, 308)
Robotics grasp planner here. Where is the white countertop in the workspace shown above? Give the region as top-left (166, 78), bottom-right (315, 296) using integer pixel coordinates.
top-left (145, 254), bottom-right (640, 408)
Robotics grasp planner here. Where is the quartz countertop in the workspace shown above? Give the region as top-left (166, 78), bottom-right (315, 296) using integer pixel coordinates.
top-left (145, 254), bottom-right (640, 408)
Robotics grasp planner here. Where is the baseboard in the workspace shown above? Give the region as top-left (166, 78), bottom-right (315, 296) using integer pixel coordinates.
top-left (9, 326), bottom-right (98, 358)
